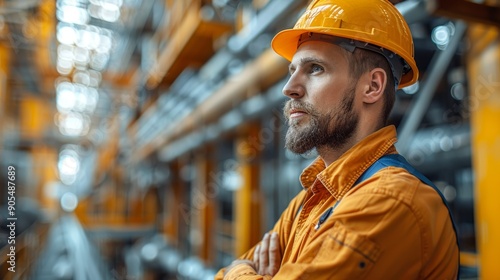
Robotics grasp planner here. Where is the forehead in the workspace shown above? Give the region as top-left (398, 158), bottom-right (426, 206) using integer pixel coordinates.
top-left (291, 40), bottom-right (348, 65)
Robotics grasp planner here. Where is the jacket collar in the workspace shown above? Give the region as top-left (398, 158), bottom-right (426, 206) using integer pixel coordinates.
top-left (299, 125), bottom-right (398, 200)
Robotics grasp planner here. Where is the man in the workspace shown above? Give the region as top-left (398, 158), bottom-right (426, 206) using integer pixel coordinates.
top-left (215, 0), bottom-right (459, 279)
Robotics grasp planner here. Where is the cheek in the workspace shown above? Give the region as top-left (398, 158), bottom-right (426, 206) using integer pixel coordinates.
top-left (309, 89), bottom-right (340, 113)
top-left (306, 77), bottom-right (349, 110)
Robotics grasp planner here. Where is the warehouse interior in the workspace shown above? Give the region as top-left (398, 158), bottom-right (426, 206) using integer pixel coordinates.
top-left (0, 0), bottom-right (499, 279)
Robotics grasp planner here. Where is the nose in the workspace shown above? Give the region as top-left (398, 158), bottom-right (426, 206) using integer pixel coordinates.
top-left (282, 72), bottom-right (305, 99)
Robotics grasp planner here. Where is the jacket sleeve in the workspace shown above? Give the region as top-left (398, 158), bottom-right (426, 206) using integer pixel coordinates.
top-left (214, 189), bottom-right (307, 280)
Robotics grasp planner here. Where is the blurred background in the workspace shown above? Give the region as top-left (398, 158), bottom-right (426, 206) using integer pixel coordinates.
top-left (0, 0), bottom-right (499, 279)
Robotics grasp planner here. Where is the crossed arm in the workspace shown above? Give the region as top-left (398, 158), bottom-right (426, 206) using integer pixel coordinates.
top-left (214, 182), bottom-right (452, 280)
top-left (223, 232), bottom-right (282, 278)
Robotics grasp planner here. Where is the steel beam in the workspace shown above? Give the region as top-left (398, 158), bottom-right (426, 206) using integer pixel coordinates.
top-left (433, 0), bottom-right (500, 28)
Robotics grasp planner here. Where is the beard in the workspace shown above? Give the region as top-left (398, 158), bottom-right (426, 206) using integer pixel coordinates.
top-left (283, 86), bottom-right (358, 155)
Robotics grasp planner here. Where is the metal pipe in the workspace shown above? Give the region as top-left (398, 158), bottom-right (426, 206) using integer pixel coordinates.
top-left (158, 80), bottom-right (286, 162)
top-left (397, 0), bottom-right (435, 24)
top-left (130, 49), bottom-right (288, 162)
top-left (396, 20), bottom-right (467, 155)
top-left (227, 0), bottom-right (308, 54)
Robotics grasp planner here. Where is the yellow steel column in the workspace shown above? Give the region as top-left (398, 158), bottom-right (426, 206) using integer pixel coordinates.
top-left (33, 147), bottom-right (59, 214)
top-left (164, 161), bottom-right (182, 247)
top-left (234, 124), bottom-right (263, 257)
top-left (193, 147), bottom-right (216, 263)
top-left (144, 188), bottom-right (159, 225)
top-left (0, 41), bottom-right (9, 150)
top-left (467, 23), bottom-right (500, 279)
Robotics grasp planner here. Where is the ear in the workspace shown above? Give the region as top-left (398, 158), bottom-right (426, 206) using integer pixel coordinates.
top-left (362, 68), bottom-right (387, 104)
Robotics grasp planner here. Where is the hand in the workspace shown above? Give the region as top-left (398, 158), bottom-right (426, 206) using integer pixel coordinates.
top-left (253, 232), bottom-right (282, 276)
top-left (223, 259), bottom-right (256, 278)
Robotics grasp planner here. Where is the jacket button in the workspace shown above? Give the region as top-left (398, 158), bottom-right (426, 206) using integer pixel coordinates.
top-left (359, 261), bottom-right (366, 269)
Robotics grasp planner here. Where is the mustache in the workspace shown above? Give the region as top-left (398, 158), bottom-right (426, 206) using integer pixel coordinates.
top-left (283, 100), bottom-right (316, 119)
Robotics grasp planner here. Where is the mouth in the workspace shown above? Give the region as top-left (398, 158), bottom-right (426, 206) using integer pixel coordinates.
top-left (284, 100), bottom-right (312, 121)
top-left (289, 109), bottom-right (308, 119)
top-left (288, 108), bottom-right (307, 119)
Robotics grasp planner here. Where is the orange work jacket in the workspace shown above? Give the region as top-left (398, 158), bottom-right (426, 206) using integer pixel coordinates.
top-left (215, 125), bottom-right (459, 279)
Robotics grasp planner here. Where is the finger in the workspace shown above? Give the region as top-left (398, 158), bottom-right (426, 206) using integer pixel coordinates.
top-left (259, 233), bottom-right (270, 274)
top-left (268, 232), bottom-right (281, 276)
top-left (253, 244), bottom-right (260, 273)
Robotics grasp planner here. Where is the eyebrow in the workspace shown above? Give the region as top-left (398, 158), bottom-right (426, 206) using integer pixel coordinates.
top-left (289, 57), bottom-right (327, 72)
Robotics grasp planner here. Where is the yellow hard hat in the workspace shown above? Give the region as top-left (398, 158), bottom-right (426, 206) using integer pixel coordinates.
top-left (271, 0), bottom-right (418, 89)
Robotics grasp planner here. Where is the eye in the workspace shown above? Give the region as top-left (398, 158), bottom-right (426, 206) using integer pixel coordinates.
top-left (310, 64), bottom-right (324, 73)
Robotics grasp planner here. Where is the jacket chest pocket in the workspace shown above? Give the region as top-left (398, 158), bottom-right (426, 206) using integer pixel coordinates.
top-left (314, 221), bottom-right (381, 278)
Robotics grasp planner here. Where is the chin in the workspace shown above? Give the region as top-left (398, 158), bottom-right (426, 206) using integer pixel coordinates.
top-left (289, 118), bottom-right (309, 128)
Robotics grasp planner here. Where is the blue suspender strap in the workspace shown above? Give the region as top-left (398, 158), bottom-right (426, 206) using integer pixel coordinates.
top-left (354, 154), bottom-right (460, 278)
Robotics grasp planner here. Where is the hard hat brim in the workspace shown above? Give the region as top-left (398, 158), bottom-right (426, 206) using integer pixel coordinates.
top-left (271, 28), bottom-right (315, 62)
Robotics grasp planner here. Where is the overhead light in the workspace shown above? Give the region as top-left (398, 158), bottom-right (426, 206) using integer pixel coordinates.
top-left (57, 5), bottom-right (89, 25)
top-left (56, 82), bottom-right (99, 114)
top-left (88, 1), bottom-right (122, 23)
top-left (58, 149), bottom-right (80, 176)
top-left (73, 69), bottom-right (102, 87)
top-left (402, 81), bottom-right (420, 95)
top-left (431, 22), bottom-right (455, 50)
top-left (61, 192), bottom-right (79, 212)
top-left (56, 112), bottom-right (91, 137)
top-left (89, 0), bottom-right (123, 6)
top-left (56, 82), bottom-right (77, 113)
top-left (141, 243), bottom-right (159, 262)
top-left (58, 148), bottom-right (80, 185)
top-left (56, 23), bottom-right (78, 45)
top-left (95, 32), bottom-right (113, 53)
top-left (57, 57), bottom-right (74, 75)
top-left (76, 26), bottom-right (101, 50)
top-left (57, 44), bottom-right (74, 60)
top-left (73, 46), bottom-right (91, 67)
top-left (450, 82), bottom-right (466, 101)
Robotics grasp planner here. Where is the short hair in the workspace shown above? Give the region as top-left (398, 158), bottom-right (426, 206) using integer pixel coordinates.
top-left (343, 48), bottom-right (396, 125)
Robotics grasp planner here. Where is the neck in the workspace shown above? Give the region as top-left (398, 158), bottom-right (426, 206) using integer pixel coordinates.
top-left (317, 139), bottom-right (354, 167)
top-left (318, 123), bottom-right (385, 167)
